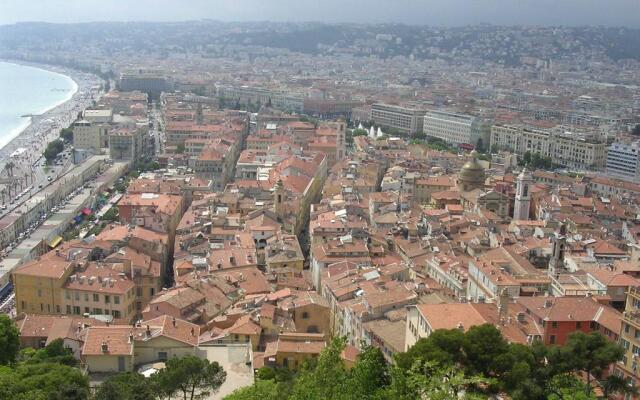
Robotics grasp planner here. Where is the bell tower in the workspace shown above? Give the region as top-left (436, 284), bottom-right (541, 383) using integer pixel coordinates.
top-left (513, 168), bottom-right (533, 220)
top-left (548, 222), bottom-right (567, 277)
top-left (273, 179), bottom-right (285, 219)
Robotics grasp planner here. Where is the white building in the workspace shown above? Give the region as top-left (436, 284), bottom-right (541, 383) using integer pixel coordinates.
top-left (606, 141), bottom-right (640, 182)
top-left (370, 103), bottom-right (426, 135)
top-left (423, 111), bottom-right (491, 147)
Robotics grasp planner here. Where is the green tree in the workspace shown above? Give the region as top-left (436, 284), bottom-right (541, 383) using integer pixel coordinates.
top-left (94, 372), bottom-right (159, 400)
top-left (176, 143), bottom-right (186, 154)
top-left (0, 362), bottom-right (90, 400)
top-left (223, 379), bottom-right (279, 400)
top-left (0, 314), bottom-right (19, 365)
top-left (546, 374), bottom-right (596, 400)
top-left (351, 128), bottom-right (368, 137)
top-left (347, 345), bottom-right (390, 399)
top-left (100, 207), bottom-right (119, 222)
top-left (552, 332), bottom-right (625, 394)
top-left (384, 361), bottom-right (492, 400)
top-left (21, 338), bottom-right (77, 366)
top-left (602, 374), bottom-right (638, 398)
top-left (60, 127), bottom-right (74, 143)
top-left (44, 139), bottom-right (65, 164)
top-left (157, 355), bottom-right (226, 400)
top-left (289, 337), bottom-right (349, 400)
top-left (395, 328), bottom-right (464, 370)
top-left (462, 324), bottom-right (509, 376)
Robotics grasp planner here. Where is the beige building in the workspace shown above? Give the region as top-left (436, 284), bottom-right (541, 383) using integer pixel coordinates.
top-left (62, 262), bottom-right (136, 322)
top-left (370, 103), bottom-right (426, 135)
top-left (82, 316), bottom-right (199, 373)
top-left (73, 120), bottom-right (110, 154)
top-left (617, 287), bottom-right (640, 385)
top-left (490, 124), bottom-right (606, 170)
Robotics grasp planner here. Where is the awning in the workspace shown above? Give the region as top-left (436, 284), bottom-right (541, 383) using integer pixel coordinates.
top-left (48, 235), bottom-right (63, 248)
top-left (82, 208), bottom-right (92, 215)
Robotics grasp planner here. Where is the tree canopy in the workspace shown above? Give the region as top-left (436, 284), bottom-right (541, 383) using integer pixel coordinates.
top-left (0, 314), bottom-right (19, 365)
top-left (224, 326), bottom-right (627, 400)
top-left (156, 355), bottom-right (227, 400)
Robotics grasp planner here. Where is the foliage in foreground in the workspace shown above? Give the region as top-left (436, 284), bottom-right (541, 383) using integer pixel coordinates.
top-left (225, 325), bottom-right (631, 400)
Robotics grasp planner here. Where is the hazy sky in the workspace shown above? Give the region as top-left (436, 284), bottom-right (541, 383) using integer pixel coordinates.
top-left (1, 0), bottom-right (639, 27)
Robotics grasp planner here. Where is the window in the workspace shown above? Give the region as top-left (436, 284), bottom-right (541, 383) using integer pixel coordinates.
top-left (84, 293), bottom-right (89, 302)
top-left (105, 295), bottom-right (110, 304)
top-left (56, 305), bottom-right (60, 313)
top-left (112, 310), bottom-right (121, 319)
top-left (625, 324), bottom-right (631, 333)
top-left (550, 335), bottom-right (556, 344)
top-left (74, 291), bottom-right (80, 301)
top-left (93, 293), bottom-right (99, 302)
top-left (65, 290), bottom-right (70, 300)
top-left (66, 305), bottom-right (71, 314)
top-left (114, 296), bottom-right (120, 305)
top-left (73, 306), bottom-right (81, 315)
top-left (150, 288), bottom-right (155, 296)
top-left (93, 308), bottom-right (102, 314)
top-left (302, 312), bottom-right (309, 319)
top-left (37, 289), bottom-right (42, 297)
top-left (551, 321), bottom-right (558, 329)
top-left (158, 352), bottom-right (168, 361)
top-left (576, 322), bottom-right (582, 329)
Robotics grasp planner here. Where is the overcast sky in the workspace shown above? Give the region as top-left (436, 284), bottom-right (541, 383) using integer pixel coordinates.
top-left (1, 0), bottom-right (639, 27)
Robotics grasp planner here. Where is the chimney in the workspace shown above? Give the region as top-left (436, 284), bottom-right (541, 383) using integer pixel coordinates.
top-left (172, 317), bottom-right (177, 327)
top-left (457, 322), bottom-right (464, 331)
top-left (101, 341), bottom-right (108, 353)
top-left (128, 332), bottom-right (134, 343)
top-left (190, 327), bottom-right (195, 336)
top-left (146, 325), bottom-right (151, 337)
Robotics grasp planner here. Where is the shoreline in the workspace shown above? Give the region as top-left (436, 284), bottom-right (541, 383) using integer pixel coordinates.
top-left (0, 60), bottom-right (104, 173)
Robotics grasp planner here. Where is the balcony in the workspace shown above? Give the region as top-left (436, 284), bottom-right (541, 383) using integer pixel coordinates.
top-left (623, 310), bottom-right (640, 328)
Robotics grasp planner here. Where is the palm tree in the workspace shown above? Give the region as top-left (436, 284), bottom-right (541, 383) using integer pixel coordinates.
top-left (5, 161), bottom-right (14, 177)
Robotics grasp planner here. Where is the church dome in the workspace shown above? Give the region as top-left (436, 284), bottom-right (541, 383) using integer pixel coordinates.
top-left (458, 150), bottom-right (486, 192)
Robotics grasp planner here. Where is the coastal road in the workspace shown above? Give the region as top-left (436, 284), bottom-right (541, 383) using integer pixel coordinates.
top-left (0, 144), bottom-right (73, 217)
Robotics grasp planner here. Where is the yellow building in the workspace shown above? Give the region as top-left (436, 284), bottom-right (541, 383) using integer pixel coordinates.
top-left (13, 250), bottom-right (79, 315)
top-left (62, 262), bottom-right (137, 322)
top-left (263, 332), bottom-right (326, 370)
top-left (280, 291), bottom-right (331, 336)
top-left (617, 287), bottom-right (640, 387)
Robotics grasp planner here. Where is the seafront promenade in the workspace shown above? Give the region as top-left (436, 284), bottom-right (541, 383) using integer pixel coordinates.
top-left (0, 62), bottom-right (103, 177)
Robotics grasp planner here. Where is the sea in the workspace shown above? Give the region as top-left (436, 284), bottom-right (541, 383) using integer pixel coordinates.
top-left (0, 61), bottom-right (77, 149)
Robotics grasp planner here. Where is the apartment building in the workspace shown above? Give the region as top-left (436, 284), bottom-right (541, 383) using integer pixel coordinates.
top-left (370, 103), bottom-right (426, 135)
top-left (423, 111), bottom-right (491, 147)
top-left (73, 120), bottom-right (110, 154)
top-left (108, 126), bottom-right (146, 162)
top-left (490, 124), bottom-right (606, 170)
top-left (607, 141), bottom-right (640, 182)
top-left (119, 70), bottom-right (168, 97)
top-left (216, 84), bottom-right (304, 113)
top-left (617, 287), bottom-right (640, 386)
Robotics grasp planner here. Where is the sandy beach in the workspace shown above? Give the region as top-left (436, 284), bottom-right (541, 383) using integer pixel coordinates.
top-left (0, 61), bottom-right (104, 176)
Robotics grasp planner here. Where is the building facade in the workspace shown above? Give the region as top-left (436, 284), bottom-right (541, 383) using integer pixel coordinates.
top-left (423, 111), bottom-right (490, 147)
top-left (370, 103), bottom-right (426, 135)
